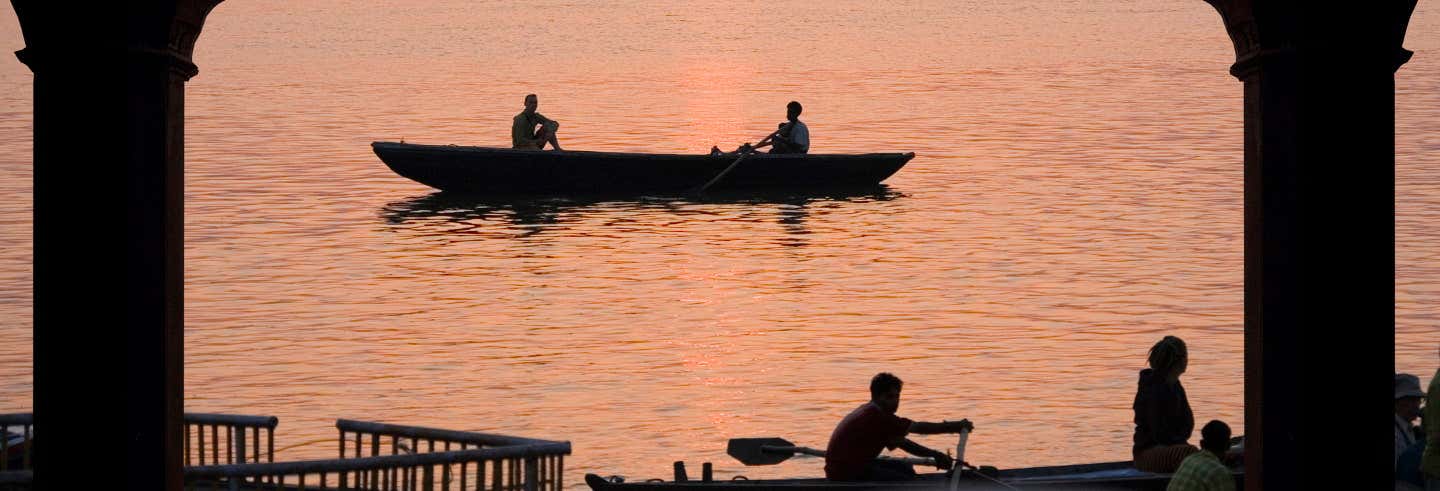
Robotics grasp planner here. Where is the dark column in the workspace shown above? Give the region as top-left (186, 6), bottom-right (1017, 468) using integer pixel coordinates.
top-left (13, 1), bottom-right (221, 490)
top-left (1204, 1), bottom-right (1416, 489)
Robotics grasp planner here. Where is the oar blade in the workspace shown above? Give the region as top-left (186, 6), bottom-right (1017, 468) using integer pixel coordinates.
top-left (727, 437), bottom-right (795, 466)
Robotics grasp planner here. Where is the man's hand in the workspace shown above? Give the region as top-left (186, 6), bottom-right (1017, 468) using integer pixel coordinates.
top-left (947, 419), bottom-right (974, 433)
top-left (932, 453), bottom-right (954, 470)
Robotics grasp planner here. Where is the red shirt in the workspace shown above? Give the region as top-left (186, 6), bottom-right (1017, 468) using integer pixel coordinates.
top-left (824, 402), bottom-right (914, 480)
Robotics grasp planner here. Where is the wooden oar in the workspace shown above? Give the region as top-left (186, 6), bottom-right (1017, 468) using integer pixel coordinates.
top-left (693, 125), bottom-right (788, 195)
top-left (947, 428), bottom-right (972, 491)
top-left (726, 437), bottom-right (937, 467)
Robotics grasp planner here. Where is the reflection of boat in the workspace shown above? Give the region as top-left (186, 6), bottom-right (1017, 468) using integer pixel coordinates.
top-left (585, 461), bottom-right (1244, 490)
top-left (372, 142), bottom-right (914, 194)
top-left (380, 187), bottom-right (905, 227)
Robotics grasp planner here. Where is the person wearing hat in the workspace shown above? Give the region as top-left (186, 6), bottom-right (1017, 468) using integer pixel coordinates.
top-left (1398, 373), bottom-right (1427, 469)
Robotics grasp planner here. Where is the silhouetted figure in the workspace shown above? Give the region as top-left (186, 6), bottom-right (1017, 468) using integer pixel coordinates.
top-left (1423, 345), bottom-right (1440, 490)
top-left (512, 94), bottom-right (563, 150)
top-left (1398, 373), bottom-right (1427, 469)
top-left (709, 101), bottom-right (810, 156)
top-left (1132, 335), bottom-right (1199, 473)
top-left (757, 101), bottom-right (809, 154)
top-left (824, 372), bottom-right (972, 481)
top-left (1166, 420), bottom-right (1235, 491)
top-left (1400, 437), bottom-right (1428, 490)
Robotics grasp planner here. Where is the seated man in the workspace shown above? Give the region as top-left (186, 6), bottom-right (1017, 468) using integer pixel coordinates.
top-left (1166, 420), bottom-right (1236, 491)
top-left (756, 101), bottom-right (809, 154)
top-left (708, 101), bottom-right (810, 156)
top-left (824, 372), bottom-right (973, 481)
top-left (512, 94), bottom-right (563, 150)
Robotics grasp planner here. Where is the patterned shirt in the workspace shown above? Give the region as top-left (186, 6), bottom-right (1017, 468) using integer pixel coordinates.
top-left (1165, 451), bottom-right (1234, 491)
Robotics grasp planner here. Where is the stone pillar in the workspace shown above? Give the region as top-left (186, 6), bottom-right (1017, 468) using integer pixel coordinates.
top-left (1204, 1), bottom-right (1416, 489)
top-left (13, 1), bottom-right (221, 489)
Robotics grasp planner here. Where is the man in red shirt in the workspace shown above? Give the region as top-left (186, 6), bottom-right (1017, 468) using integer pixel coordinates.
top-left (824, 372), bottom-right (974, 481)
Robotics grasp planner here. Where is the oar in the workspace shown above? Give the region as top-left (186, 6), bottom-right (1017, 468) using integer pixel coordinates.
top-left (693, 125), bottom-right (788, 195)
top-left (726, 437), bottom-right (938, 467)
top-left (947, 428), bottom-right (972, 491)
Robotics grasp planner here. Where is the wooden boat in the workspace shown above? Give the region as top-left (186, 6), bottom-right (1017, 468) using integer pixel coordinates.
top-left (584, 461), bottom-right (1245, 490)
top-left (372, 142), bottom-right (914, 195)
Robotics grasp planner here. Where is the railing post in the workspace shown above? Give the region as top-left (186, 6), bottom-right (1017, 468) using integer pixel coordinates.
top-left (524, 457), bottom-right (538, 491)
top-left (372, 433), bottom-right (382, 489)
top-left (423, 465), bottom-right (435, 491)
top-left (198, 425), bottom-right (206, 465)
top-left (235, 428), bottom-right (247, 468)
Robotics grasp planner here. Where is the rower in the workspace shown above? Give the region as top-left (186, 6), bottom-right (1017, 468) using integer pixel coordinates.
top-left (709, 101), bottom-right (810, 156)
top-left (754, 101), bottom-right (809, 154)
top-left (823, 372), bottom-right (974, 481)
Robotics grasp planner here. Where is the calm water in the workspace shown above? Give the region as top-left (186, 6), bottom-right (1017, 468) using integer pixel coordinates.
top-left (2, 1), bottom-right (1439, 486)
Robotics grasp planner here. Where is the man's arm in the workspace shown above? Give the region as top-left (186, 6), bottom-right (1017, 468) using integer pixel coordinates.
top-left (897, 439), bottom-right (954, 469)
top-left (908, 419), bottom-right (972, 435)
top-left (753, 123), bottom-right (792, 149)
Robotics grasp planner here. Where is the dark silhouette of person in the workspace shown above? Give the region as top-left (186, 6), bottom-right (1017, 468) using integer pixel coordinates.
top-left (1421, 343), bottom-right (1440, 490)
top-left (1398, 373), bottom-right (1428, 469)
top-left (710, 101), bottom-right (810, 156)
top-left (512, 94), bottom-right (563, 150)
top-left (1166, 420), bottom-right (1236, 491)
top-left (756, 101), bottom-right (809, 154)
top-left (823, 372), bottom-right (973, 481)
top-left (1133, 335), bottom-right (1200, 473)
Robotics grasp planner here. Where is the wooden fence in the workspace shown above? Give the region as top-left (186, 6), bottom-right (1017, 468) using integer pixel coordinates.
top-left (183, 416), bottom-right (570, 491)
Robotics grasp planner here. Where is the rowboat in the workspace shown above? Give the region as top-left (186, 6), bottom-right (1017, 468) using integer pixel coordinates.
top-left (371, 142), bottom-right (914, 195)
top-left (585, 437), bottom-right (1243, 491)
top-left (584, 461), bottom-right (1245, 490)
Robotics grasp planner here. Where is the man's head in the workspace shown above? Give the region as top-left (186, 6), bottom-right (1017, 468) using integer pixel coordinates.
top-left (524, 94), bottom-right (538, 112)
top-left (1199, 420), bottom-right (1231, 456)
top-left (870, 372), bottom-right (903, 414)
top-left (1396, 373), bottom-right (1426, 421)
top-left (1147, 335), bottom-right (1188, 380)
top-left (786, 101), bottom-right (802, 121)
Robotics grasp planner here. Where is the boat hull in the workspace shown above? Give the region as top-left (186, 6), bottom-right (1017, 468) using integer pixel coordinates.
top-left (372, 142), bottom-right (913, 195)
top-left (584, 461), bottom-right (1244, 491)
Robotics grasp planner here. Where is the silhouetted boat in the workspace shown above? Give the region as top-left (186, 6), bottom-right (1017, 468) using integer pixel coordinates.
top-left (585, 461), bottom-right (1245, 490)
top-left (372, 142), bottom-right (913, 195)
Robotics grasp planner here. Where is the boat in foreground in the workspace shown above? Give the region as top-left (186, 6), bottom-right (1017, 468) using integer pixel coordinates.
top-left (585, 460), bottom-right (1244, 491)
top-left (372, 142), bottom-right (914, 195)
